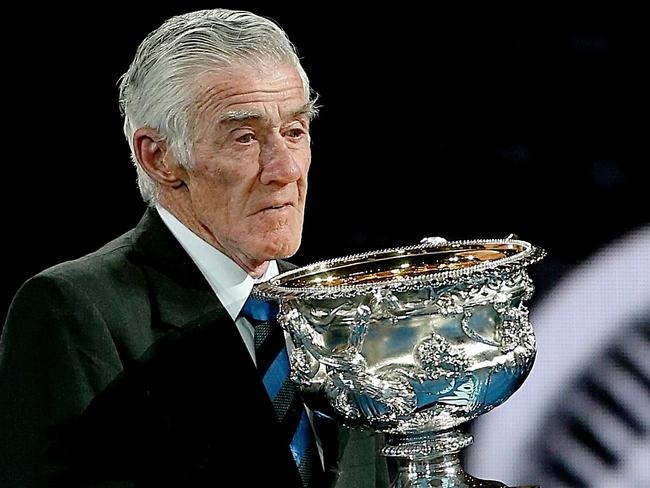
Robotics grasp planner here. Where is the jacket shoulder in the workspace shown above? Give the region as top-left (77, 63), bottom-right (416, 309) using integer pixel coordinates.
top-left (38, 229), bottom-right (137, 281)
top-left (8, 228), bottom-right (150, 338)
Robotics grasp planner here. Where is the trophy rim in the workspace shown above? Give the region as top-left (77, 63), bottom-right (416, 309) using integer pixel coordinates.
top-left (256, 237), bottom-right (546, 299)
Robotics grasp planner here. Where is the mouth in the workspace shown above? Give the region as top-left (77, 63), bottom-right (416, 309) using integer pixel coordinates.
top-left (256, 202), bottom-right (294, 214)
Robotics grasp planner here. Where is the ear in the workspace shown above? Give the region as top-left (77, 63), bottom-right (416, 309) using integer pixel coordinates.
top-left (133, 128), bottom-right (187, 188)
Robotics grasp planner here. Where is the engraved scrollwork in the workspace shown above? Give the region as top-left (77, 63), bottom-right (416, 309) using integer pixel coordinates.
top-left (350, 303), bottom-right (371, 352)
top-left (367, 289), bottom-right (402, 322)
top-left (429, 285), bottom-right (463, 316)
top-left (461, 309), bottom-right (500, 347)
top-left (326, 366), bottom-right (416, 420)
top-left (255, 238), bottom-right (545, 487)
top-left (283, 301), bottom-right (419, 423)
top-left (414, 333), bottom-right (470, 376)
top-left (288, 344), bottom-right (320, 387)
top-left (280, 307), bottom-right (325, 354)
top-left (498, 305), bottom-right (535, 357)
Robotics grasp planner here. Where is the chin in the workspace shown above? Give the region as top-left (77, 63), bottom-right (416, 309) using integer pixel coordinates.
top-left (259, 234), bottom-right (301, 261)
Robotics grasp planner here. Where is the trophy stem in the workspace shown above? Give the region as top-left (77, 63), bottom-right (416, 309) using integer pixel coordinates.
top-left (381, 429), bottom-right (536, 488)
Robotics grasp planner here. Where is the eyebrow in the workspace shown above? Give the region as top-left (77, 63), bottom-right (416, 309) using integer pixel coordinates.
top-left (289, 101), bottom-right (319, 121)
top-left (218, 110), bottom-right (263, 124)
top-left (218, 101), bottom-right (319, 125)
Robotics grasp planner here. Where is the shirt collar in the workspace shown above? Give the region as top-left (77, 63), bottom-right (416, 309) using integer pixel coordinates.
top-left (156, 205), bottom-right (278, 321)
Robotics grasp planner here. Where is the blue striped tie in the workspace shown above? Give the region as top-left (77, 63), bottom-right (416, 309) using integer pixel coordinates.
top-left (241, 296), bottom-right (321, 487)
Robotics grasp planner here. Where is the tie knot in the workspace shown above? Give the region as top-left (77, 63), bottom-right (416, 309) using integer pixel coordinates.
top-left (241, 295), bottom-right (279, 322)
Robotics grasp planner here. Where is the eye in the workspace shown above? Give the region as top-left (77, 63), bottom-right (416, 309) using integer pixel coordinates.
top-left (284, 127), bottom-right (306, 140)
top-left (235, 132), bottom-right (256, 144)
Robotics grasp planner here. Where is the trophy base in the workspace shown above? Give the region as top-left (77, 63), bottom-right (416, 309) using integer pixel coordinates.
top-left (381, 430), bottom-right (539, 488)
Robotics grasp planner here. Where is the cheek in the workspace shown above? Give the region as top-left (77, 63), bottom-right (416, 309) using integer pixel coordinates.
top-left (188, 153), bottom-right (249, 206)
top-left (186, 172), bottom-right (240, 230)
top-left (189, 177), bottom-right (226, 209)
top-left (299, 146), bottom-right (311, 172)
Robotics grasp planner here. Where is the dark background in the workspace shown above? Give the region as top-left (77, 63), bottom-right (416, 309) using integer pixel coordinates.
top-left (3, 4), bottom-right (647, 321)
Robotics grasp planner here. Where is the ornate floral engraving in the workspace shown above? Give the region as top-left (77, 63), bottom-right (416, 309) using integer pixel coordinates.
top-left (257, 238), bottom-right (545, 487)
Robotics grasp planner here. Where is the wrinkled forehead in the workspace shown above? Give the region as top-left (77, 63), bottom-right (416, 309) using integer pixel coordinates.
top-left (191, 62), bottom-right (308, 127)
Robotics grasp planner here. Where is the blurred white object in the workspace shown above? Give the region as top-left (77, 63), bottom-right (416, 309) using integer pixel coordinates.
top-left (466, 225), bottom-right (650, 487)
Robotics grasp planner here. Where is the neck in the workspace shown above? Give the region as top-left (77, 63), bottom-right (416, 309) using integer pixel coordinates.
top-left (158, 192), bottom-right (270, 278)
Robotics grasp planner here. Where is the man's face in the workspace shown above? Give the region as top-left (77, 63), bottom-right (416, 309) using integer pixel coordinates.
top-left (177, 62), bottom-right (311, 271)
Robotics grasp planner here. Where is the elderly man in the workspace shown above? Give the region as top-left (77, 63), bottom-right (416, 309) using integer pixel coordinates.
top-left (0, 9), bottom-right (388, 488)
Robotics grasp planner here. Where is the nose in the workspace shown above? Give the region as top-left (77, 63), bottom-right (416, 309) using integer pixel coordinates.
top-left (259, 133), bottom-right (302, 185)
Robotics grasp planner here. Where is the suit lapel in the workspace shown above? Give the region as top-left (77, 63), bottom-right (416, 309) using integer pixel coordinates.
top-left (130, 208), bottom-right (222, 331)
top-left (128, 209), bottom-right (347, 483)
top-left (129, 208), bottom-right (267, 418)
top-left (130, 208), bottom-right (297, 331)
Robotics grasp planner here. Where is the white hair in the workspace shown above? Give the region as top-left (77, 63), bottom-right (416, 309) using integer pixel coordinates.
top-left (118, 9), bottom-right (316, 204)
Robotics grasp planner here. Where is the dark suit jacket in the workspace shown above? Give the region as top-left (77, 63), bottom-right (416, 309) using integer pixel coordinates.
top-left (0, 209), bottom-right (389, 488)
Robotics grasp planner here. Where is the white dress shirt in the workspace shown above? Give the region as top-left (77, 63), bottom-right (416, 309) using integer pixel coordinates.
top-left (156, 205), bottom-right (277, 366)
top-left (155, 206), bottom-right (324, 465)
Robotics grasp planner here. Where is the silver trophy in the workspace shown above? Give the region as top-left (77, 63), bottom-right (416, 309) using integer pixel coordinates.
top-left (256, 237), bottom-right (545, 487)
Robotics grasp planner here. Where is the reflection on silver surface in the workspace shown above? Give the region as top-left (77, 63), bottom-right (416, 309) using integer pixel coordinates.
top-left (256, 238), bottom-right (545, 487)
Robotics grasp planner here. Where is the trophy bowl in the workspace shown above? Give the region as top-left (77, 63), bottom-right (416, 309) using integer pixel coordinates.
top-left (256, 237), bottom-right (545, 487)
